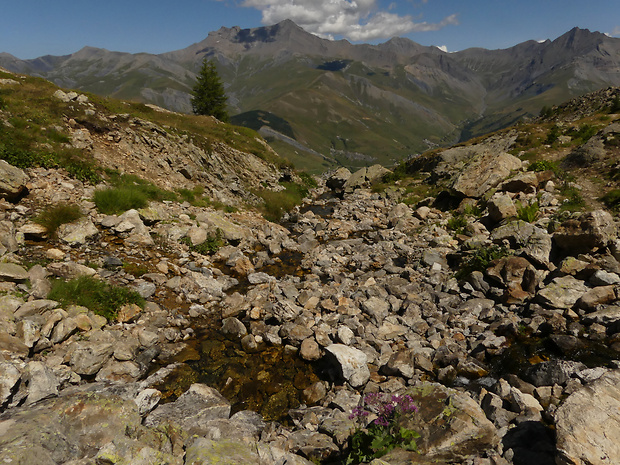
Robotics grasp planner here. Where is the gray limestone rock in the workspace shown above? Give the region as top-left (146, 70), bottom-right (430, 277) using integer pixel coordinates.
top-left (0, 160), bottom-right (29, 200)
top-left (56, 217), bottom-right (99, 246)
top-left (325, 344), bottom-right (370, 388)
top-left (145, 383), bottom-right (231, 436)
top-left (555, 370), bottom-right (620, 465)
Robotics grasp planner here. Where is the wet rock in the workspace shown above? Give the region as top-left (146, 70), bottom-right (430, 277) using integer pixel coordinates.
top-left (555, 370), bottom-right (620, 465)
top-left (526, 359), bottom-right (587, 387)
top-left (324, 344), bottom-right (370, 388)
top-left (221, 317), bottom-right (247, 339)
top-left (300, 337), bottom-right (321, 361)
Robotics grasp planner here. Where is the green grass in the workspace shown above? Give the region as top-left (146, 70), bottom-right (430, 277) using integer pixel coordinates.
top-left (447, 215), bottom-right (468, 235)
top-left (33, 203), bottom-right (83, 237)
top-left (254, 181), bottom-right (309, 222)
top-left (180, 230), bottom-right (225, 255)
top-left (48, 275), bottom-right (145, 321)
top-left (93, 172), bottom-right (176, 214)
top-left (600, 189), bottom-right (620, 211)
top-left (516, 201), bottom-right (539, 223)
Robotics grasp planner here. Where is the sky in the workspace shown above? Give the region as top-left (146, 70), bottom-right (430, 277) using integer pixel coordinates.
top-left (2, 0), bottom-right (620, 60)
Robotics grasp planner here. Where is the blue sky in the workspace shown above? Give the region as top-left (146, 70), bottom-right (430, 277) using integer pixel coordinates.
top-left (2, 0), bottom-right (619, 59)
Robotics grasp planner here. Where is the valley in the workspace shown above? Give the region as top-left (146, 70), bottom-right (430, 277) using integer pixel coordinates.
top-left (1, 63), bottom-right (620, 464)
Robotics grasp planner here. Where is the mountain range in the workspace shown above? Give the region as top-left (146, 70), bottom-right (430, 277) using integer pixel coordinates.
top-left (2, 20), bottom-right (620, 172)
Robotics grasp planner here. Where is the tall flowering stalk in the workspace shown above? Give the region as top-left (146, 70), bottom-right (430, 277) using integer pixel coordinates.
top-left (347, 392), bottom-right (420, 464)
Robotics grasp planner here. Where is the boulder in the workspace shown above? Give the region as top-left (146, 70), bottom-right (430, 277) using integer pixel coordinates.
top-left (536, 276), bottom-right (588, 309)
top-left (487, 192), bottom-right (517, 223)
top-left (0, 390), bottom-right (143, 464)
top-left (555, 370), bottom-right (620, 465)
top-left (144, 383), bottom-right (231, 436)
top-left (491, 220), bottom-right (552, 267)
top-left (0, 160), bottom-right (29, 200)
top-left (451, 151), bottom-right (522, 198)
top-left (0, 263), bottom-right (28, 282)
top-left (56, 217), bottom-right (98, 246)
top-left (325, 167), bottom-right (352, 191)
top-left (343, 165), bottom-right (391, 191)
top-left (386, 383), bottom-right (499, 462)
top-left (324, 344), bottom-right (370, 388)
top-left (554, 210), bottom-right (617, 253)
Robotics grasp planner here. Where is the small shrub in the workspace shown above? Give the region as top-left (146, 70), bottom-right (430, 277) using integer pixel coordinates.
top-left (34, 203), bottom-right (83, 237)
top-left (570, 124), bottom-right (598, 145)
top-left (528, 159), bottom-right (558, 173)
top-left (298, 171), bottom-right (318, 188)
top-left (347, 392), bottom-right (420, 464)
top-left (48, 275), bottom-right (145, 321)
top-left (544, 125), bottom-right (561, 145)
top-left (123, 262), bottom-right (149, 277)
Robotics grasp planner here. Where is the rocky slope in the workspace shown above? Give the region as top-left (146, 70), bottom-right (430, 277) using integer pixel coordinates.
top-left (2, 73), bottom-right (620, 464)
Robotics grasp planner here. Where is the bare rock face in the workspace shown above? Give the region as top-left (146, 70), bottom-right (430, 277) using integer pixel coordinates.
top-left (555, 369), bottom-right (620, 465)
top-left (0, 160), bottom-right (29, 201)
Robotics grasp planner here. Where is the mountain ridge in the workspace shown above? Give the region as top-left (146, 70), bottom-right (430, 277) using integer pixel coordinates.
top-left (2, 22), bottom-right (620, 172)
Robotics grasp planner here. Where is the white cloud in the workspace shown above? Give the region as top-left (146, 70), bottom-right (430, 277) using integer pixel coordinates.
top-left (612, 26), bottom-right (620, 37)
top-left (240, 0), bottom-right (458, 42)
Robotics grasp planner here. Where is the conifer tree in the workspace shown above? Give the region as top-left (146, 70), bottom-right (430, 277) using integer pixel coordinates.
top-left (191, 58), bottom-right (229, 121)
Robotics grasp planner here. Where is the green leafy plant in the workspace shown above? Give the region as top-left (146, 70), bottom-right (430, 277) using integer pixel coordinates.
top-left (447, 214), bottom-right (468, 235)
top-left (456, 244), bottom-right (510, 280)
top-left (34, 203), bottom-right (83, 237)
top-left (181, 229), bottom-right (225, 255)
top-left (48, 275), bottom-right (145, 321)
top-left (347, 392), bottom-right (420, 464)
top-left (516, 201), bottom-right (539, 223)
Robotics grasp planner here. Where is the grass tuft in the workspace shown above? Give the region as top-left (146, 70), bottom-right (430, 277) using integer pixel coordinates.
top-left (34, 203), bottom-right (83, 237)
top-left (48, 275), bottom-right (145, 321)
